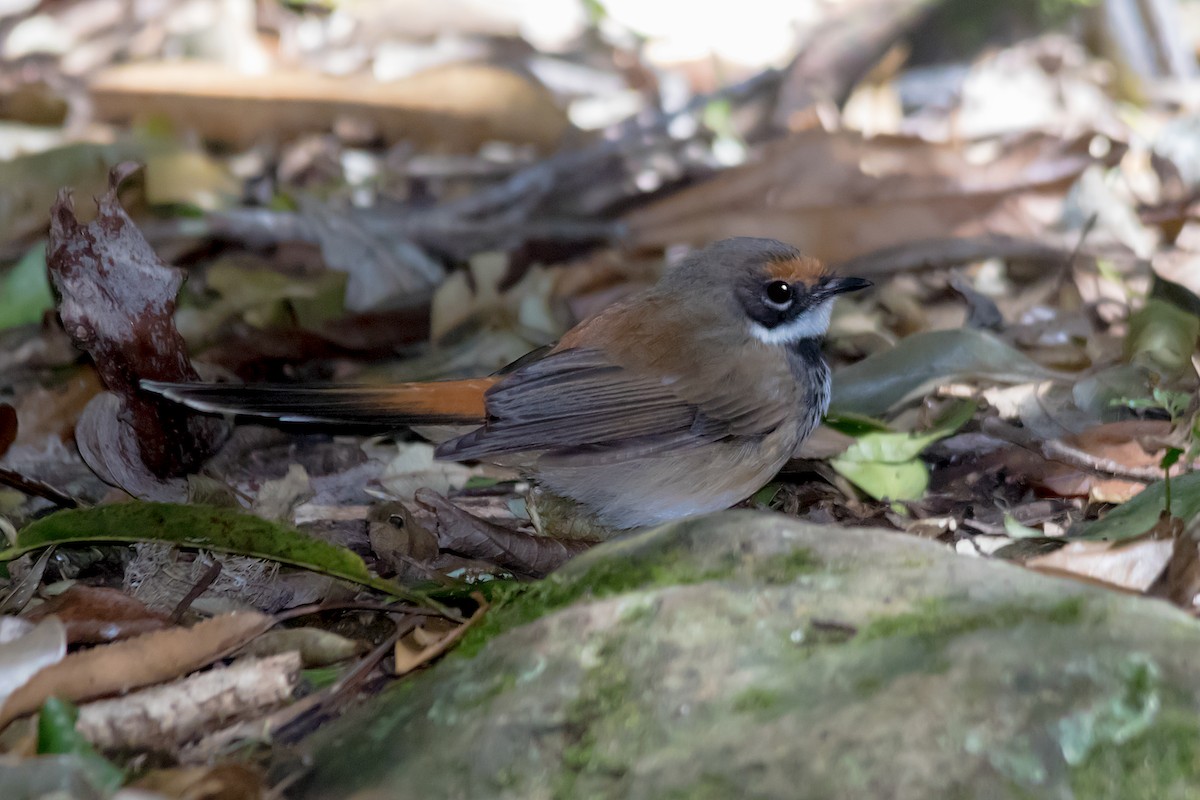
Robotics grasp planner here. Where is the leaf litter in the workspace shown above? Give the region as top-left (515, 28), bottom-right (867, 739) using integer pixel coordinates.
top-left (0, 0), bottom-right (1198, 788)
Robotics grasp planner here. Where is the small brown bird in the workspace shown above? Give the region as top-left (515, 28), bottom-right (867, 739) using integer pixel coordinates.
top-left (144, 238), bottom-right (869, 529)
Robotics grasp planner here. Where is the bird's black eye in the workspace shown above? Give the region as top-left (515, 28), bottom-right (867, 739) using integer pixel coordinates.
top-left (764, 280), bottom-right (794, 307)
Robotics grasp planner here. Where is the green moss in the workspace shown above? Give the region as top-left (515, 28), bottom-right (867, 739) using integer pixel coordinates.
top-left (664, 773), bottom-right (744, 799)
top-left (752, 547), bottom-right (820, 584)
top-left (456, 543), bottom-right (747, 659)
top-left (1069, 711), bottom-right (1200, 799)
top-left (732, 687), bottom-right (782, 716)
top-left (554, 635), bottom-right (642, 799)
top-left (860, 597), bottom-right (1087, 643)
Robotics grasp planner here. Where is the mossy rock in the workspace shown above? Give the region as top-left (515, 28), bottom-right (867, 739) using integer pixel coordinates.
top-left (291, 511), bottom-right (1200, 799)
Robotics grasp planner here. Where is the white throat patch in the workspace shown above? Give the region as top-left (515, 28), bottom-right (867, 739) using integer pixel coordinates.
top-left (749, 299), bottom-right (833, 344)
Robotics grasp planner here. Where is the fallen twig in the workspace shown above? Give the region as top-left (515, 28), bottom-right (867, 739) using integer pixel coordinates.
top-left (981, 417), bottom-right (1165, 483)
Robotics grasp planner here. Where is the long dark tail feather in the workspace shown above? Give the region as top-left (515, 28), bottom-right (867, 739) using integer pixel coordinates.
top-left (140, 379), bottom-right (493, 427)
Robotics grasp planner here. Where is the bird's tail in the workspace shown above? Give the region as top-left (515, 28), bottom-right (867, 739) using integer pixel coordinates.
top-left (140, 378), bottom-right (494, 427)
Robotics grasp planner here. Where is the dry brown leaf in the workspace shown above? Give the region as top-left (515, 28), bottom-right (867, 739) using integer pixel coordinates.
top-left (0, 610), bottom-right (273, 729)
top-left (10, 369), bottom-right (103, 447)
top-left (25, 585), bottom-right (171, 645)
top-left (91, 61), bottom-right (570, 152)
top-left (393, 595), bottom-right (487, 677)
top-left (130, 763), bottom-right (265, 800)
top-left (1034, 420), bottom-right (1190, 502)
top-left (1026, 538), bottom-right (1174, 592)
top-left (626, 130), bottom-right (1116, 264)
top-left (414, 489), bottom-right (595, 578)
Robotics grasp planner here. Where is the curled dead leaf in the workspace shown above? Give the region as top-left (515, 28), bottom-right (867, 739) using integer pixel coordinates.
top-left (47, 162), bottom-right (227, 489)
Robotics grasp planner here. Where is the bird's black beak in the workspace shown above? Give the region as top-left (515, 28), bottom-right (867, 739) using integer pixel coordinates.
top-left (820, 276), bottom-right (872, 298)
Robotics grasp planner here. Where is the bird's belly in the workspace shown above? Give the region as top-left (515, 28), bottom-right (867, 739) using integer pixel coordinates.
top-left (534, 433), bottom-right (797, 529)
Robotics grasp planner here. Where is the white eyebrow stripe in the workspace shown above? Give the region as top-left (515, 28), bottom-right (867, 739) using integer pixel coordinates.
top-left (749, 299), bottom-right (833, 344)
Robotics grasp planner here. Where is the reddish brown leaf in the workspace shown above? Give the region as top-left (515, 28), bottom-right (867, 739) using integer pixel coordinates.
top-left (25, 585), bottom-right (171, 645)
top-left (0, 402), bottom-right (15, 458)
top-left (46, 162), bottom-right (226, 485)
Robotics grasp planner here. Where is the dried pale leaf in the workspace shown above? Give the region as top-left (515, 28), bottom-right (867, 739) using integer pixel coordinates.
top-left (130, 764), bottom-right (265, 800)
top-left (1026, 539), bottom-right (1173, 592)
top-left (0, 610), bottom-right (273, 728)
top-left (0, 616), bottom-right (34, 644)
top-left (91, 61), bottom-right (570, 151)
top-left (415, 490), bottom-right (594, 577)
top-left (0, 617), bottom-right (66, 712)
top-left (378, 443), bottom-right (475, 503)
top-left (252, 464), bottom-right (313, 522)
top-left (237, 628), bottom-right (363, 667)
top-left (393, 597), bottom-right (486, 677)
top-left (24, 585), bottom-right (170, 645)
top-left (143, 149), bottom-right (239, 211)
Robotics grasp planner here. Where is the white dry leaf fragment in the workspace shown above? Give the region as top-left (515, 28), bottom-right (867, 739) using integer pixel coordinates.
top-left (430, 254), bottom-right (562, 344)
top-left (0, 616), bottom-right (66, 711)
top-left (378, 442), bottom-right (477, 502)
top-left (0, 615), bottom-right (34, 644)
top-left (1026, 539), bottom-right (1174, 593)
top-left (253, 463), bottom-right (313, 522)
top-left (75, 652), bottom-right (301, 752)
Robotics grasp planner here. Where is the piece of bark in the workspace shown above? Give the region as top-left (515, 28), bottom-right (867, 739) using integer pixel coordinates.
top-left (75, 652), bottom-right (300, 752)
top-left (47, 162), bottom-right (226, 484)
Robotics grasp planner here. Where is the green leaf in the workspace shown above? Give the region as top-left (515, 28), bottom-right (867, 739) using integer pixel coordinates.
top-left (1071, 473), bottom-right (1200, 541)
top-left (832, 458), bottom-right (931, 501)
top-left (823, 412), bottom-right (892, 437)
top-left (37, 697), bottom-right (124, 794)
top-left (830, 329), bottom-right (1057, 417)
top-left (1, 503), bottom-right (424, 602)
top-left (0, 242), bottom-right (52, 330)
top-left (830, 400), bottom-right (975, 501)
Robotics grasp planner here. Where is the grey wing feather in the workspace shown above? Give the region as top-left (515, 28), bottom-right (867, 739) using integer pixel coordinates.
top-left (436, 348), bottom-right (786, 461)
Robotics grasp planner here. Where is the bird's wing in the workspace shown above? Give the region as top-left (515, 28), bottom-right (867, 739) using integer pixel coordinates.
top-left (435, 346), bottom-right (793, 461)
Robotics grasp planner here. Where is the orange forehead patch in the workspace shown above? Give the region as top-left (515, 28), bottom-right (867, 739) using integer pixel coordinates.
top-left (764, 255), bottom-right (827, 287)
